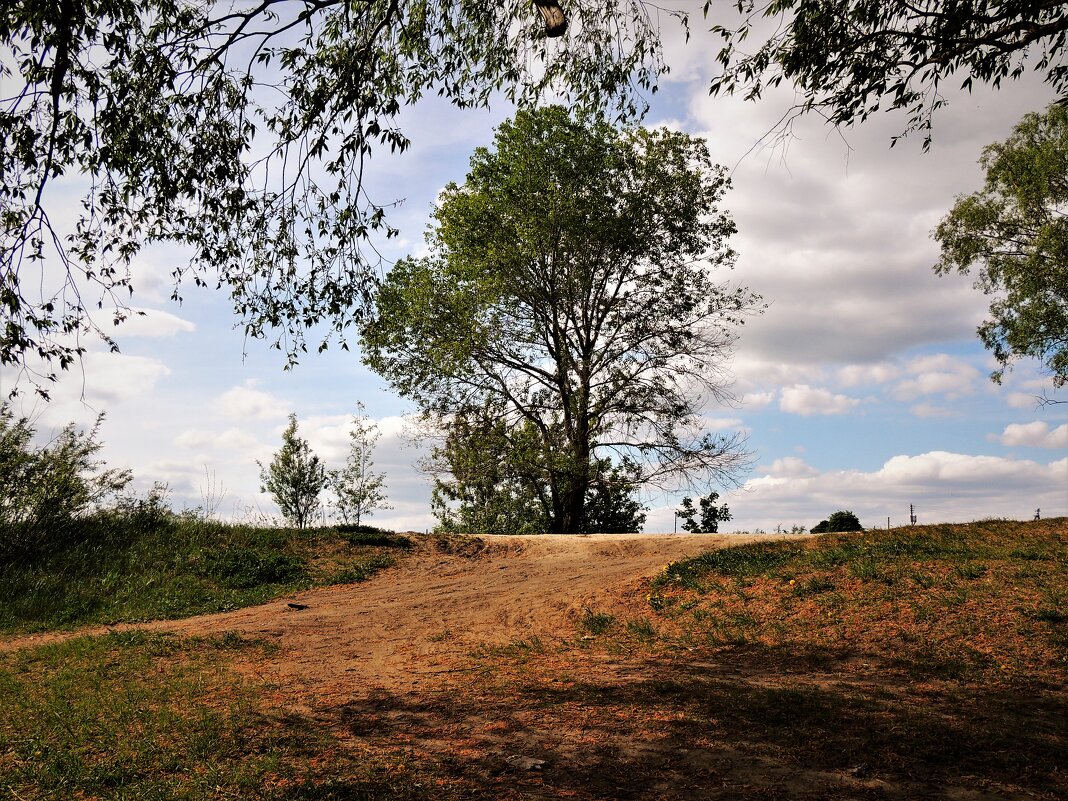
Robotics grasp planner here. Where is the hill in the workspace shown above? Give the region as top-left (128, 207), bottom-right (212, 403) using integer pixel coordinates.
top-left (1, 519), bottom-right (1064, 800)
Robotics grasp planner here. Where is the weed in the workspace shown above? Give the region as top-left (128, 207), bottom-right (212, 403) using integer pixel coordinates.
top-left (580, 609), bottom-right (616, 636)
top-left (792, 576), bottom-right (835, 597)
top-left (954, 562), bottom-right (989, 580)
top-left (626, 617), bottom-right (656, 640)
top-left (0, 518), bottom-right (413, 634)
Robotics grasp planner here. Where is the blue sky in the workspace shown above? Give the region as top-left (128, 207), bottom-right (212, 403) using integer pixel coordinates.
top-left (3, 12), bottom-right (1065, 532)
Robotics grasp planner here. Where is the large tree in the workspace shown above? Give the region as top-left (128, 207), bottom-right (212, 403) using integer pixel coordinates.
top-left (709, 1), bottom-right (1068, 147)
top-left (1, 0), bottom-right (683, 395)
top-left (934, 104), bottom-right (1068, 388)
top-left (362, 107), bottom-right (759, 533)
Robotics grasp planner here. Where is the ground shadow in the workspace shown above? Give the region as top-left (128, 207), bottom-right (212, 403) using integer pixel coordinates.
top-left (328, 643), bottom-right (1066, 800)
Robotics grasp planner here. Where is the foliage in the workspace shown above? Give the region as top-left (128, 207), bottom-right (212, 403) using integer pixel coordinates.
top-left (364, 106), bottom-right (759, 533)
top-left (0, 0), bottom-right (681, 394)
top-left (677, 491), bottom-right (732, 533)
top-left (428, 403), bottom-right (547, 535)
top-left (0, 406), bottom-right (132, 559)
top-left (709, 1), bottom-right (1068, 147)
top-left (580, 459), bottom-right (648, 533)
top-left (812, 510), bottom-right (863, 534)
top-left (258, 414), bottom-right (326, 530)
top-left (935, 104), bottom-right (1068, 387)
top-left (329, 403), bottom-right (391, 526)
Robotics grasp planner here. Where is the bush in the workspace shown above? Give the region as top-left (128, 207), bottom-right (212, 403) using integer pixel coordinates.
top-left (0, 406), bottom-right (132, 560)
top-left (812, 510), bottom-right (863, 533)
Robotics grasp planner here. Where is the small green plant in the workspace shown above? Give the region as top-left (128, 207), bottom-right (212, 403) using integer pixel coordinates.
top-left (954, 562), bottom-right (989, 580)
top-left (626, 617), bottom-right (656, 640)
top-left (0, 406), bottom-right (132, 560)
top-left (580, 609), bottom-right (616, 636)
top-left (329, 403), bottom-right (391, 526)
top-left (338, 527), bottom-right (412, 548)
top-left (204, 547), bottom-right (308, 589)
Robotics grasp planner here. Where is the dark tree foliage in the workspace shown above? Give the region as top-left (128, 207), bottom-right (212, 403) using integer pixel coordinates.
top-left (364, 107), bottom-right (759, 534)
top-left (811, 510), bottom-right (863, 533)
top-left (677, 491), bottom-right (732, 533)
top-left (427, 403), bottom-right (648, 534)
top-left (1, 0), bottom-right (680, 395)
top-left (709, 1), bottom-right (1068, 147)
top-left (0, 405), bottom-right (132, 559)
top-left (935, 103), bottom-right (1068, 387)
top-left (581, 460), bottom-right (648, 534)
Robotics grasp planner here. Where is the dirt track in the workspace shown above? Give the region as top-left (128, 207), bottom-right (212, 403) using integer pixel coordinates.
top-left (2, 533), bottom-right (759, 706)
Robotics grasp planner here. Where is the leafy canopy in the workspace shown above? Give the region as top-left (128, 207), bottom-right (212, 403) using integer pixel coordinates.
top-left (812, 510), bottom-right (863, 534)
top-left (709, 1), bottom-right (1068, 147)
top-left (934, 104), bottom-right (1068, 387)
top-left (1, 0), bottom-right (679, 395)
top-left (364, 106), bottom-right (759, 533)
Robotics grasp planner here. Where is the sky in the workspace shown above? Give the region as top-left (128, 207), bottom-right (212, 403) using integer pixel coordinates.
top-left (3, 7), bottom-right (1066, 533)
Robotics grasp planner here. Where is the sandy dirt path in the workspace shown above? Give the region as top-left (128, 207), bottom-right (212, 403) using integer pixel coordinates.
top-left (2, 533), bottom-right (767, 706)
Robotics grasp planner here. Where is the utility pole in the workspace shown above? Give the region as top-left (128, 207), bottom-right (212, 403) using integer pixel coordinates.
top-left (910, 504), bottom-right (917, 525)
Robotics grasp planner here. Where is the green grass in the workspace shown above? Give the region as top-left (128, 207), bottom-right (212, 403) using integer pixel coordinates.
top-left (0, 632), bottom-right (436, 801)
top-left (0, 516), bottom-right (407, 634)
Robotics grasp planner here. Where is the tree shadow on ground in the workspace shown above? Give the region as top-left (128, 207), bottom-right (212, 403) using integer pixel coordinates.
top-left (330, 644), bottom-right (1066, 800)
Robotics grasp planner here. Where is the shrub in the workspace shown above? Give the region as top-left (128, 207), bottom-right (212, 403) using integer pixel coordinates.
top-left (812, 510), bottom-right (863, 533)
top-left (0, 406), bottom-right (132, 560)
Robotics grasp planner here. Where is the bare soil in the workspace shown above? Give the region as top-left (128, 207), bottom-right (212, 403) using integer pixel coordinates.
top-left (1, 533), bottom-right (757, 707)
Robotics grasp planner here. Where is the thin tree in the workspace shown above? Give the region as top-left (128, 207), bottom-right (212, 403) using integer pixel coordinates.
top-left (329, 403), bottom-right (391, 527)
top-left (259, 414), bottom-right (326, 530)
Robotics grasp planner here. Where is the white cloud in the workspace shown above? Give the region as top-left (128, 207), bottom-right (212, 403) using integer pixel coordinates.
top-left (765, 456), bottom-right (820, 478)
top-left (741, 390), bottom-right (776, 408)
top-left (174, 427), bottom-right (261, 452)
top-left (836, 362), bottom-right (901, 387)
top-left (116, 308), bottom-right (196, 338)
top-left (779, 384), bottom-right (861, 416)
top-left (703, 416), bottom-right (745, 431)
top-left (996, 422), bottom-right (1068, 449)
top-left (1006, 392), bottom-right (1041, 410)
top-left (700, 451), bottom-right (1068, 533)
top-left (893, 354), bottom-right (980, 400)
top-left (217, 381), bottom-right (291, 420)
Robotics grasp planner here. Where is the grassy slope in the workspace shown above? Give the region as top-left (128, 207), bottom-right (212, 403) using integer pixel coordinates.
top-left (0, 519), bottom-right (411, 634)
top-left (1, 519), bottom-right (1065, 800)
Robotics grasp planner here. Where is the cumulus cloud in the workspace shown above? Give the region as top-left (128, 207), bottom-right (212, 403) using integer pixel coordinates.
top-left (779, 384), bottom-right (861, 416)
top-left (116, 309), bottom-right (196, 338)
top-left (995, 422), bottom-right (1068, 449)
top-left (174, 427), bottom-right (261, 452)
top-left (836, 362), bottom-right (901, 387)
top-left (217, 381), bottom-right (291, 420)
top-left (765, 456), bottom-right (820, 478)
top-left (893, 354), bottom-right (980, 401)
top-left (678, 451), bottom-right (1068, 534)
